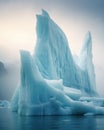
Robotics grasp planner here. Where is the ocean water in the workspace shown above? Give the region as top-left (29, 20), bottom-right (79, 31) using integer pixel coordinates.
top-left (0, 108), bottom-right (104, 130)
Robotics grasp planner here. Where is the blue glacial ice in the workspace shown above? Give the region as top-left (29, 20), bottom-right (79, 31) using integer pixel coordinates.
top-left (11, 10), bottom-right (104, 115)
top-left (0, 100), bottom-right (10, 108)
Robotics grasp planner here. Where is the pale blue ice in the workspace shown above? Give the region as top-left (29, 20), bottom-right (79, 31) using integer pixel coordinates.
top-left (10, 10), bottom-right (104, 115)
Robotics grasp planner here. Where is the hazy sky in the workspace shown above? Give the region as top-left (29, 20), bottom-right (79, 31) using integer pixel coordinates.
top-left (0, 0), bottom-right (104, 96)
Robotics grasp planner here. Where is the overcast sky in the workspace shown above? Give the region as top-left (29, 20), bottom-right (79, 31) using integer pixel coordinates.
top-left (0, 0), bottom-right (104, 96)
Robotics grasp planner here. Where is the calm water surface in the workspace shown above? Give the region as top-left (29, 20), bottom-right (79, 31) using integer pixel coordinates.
top-left (0, 108), bottom-right (104, 130)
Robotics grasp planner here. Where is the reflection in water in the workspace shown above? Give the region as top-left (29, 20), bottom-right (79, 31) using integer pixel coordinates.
top-left (0, 108), bottom-right (104, 130)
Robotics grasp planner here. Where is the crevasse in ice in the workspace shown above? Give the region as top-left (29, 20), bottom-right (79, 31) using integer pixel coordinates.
top-left (11, 10), bottom-right (104, 115)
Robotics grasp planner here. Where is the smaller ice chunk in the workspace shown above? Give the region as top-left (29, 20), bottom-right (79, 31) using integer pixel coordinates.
top-left (0, 100), bottom-right (10, 108)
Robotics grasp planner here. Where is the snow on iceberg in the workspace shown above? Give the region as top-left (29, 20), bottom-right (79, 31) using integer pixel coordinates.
top-left (11, 10), bottom-right (104, 115)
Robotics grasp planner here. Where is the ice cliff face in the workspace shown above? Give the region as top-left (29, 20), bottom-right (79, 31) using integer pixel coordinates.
top-left (34, 10), bottom-right (96, 96)
top-left (11, 10), bottom-right (104, 116)
top-left (79, 32), bottom-right (96, 95)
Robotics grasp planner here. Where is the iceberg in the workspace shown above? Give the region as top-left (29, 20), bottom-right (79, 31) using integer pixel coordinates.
top-left (11, 10), bottom-right (104, 115)
top-left (0, 100), bottom-right (10, 108)
top-left (34, 10), bottom-right (97, 96)
top-left (0, 61), bottom-right (7, 75)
